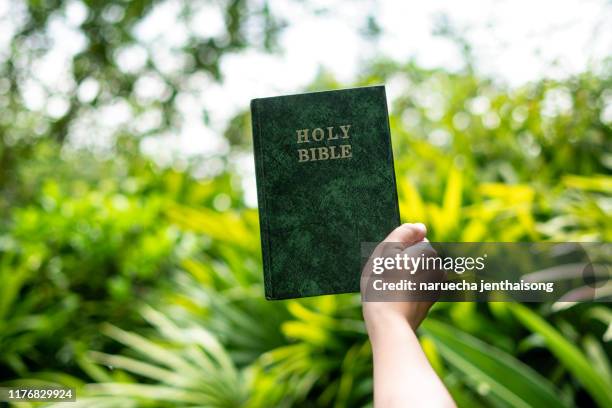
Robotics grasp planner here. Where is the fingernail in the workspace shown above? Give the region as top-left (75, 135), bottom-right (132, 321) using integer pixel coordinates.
top-left (414, 223), bottom-right (427, 232)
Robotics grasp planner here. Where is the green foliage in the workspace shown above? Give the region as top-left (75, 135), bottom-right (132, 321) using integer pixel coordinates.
top-left (421, 319), bottom-right (569, 408)
top-left (0, 0), bottom-right (288, 224)
top-left (508, 303), bottom-right (612, 407)
top-left (0, 3), bottom-right (610, 405)
top-left (0, 153), bottom-right (175, 374)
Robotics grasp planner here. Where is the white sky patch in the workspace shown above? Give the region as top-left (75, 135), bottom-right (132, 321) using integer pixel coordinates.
top-left (190, 3), bottom-right (226, 38)
top-left (77, 77), bottom-right (100, 103)
top-left (64, 0), bottom-right (88, 27)
top-left (205, 0), bottom-right (611, 154)
top-left (21, 79), bottom-right (46, 111)
top-left (115, 44), bottom-right (148, 74)
top-left (133, 0), bottom-right (188, 46)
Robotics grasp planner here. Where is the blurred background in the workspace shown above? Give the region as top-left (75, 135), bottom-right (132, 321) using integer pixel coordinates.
top-left (0, 0), bottom-right (611, 407)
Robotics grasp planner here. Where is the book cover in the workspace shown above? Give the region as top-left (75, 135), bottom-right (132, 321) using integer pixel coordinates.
top-left (251, 85), bottom-right (400, 300)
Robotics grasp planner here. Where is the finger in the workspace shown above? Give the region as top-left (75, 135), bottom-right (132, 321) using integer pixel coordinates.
top-left (383, 223), bottom-right (427, 244)
top-left (365, 223), bottom-right (428, 274)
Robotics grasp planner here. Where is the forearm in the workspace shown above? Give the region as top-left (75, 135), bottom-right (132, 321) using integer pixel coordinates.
top-left (367, 311), bottom-right (455, 408)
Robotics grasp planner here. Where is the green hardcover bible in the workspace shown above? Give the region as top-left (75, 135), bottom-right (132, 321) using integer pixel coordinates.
top-left (251, 85), bottom-right (400, 300)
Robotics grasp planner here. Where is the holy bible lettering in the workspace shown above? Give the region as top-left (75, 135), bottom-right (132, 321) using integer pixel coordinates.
top-left (295, 125), bottom-right (353, 162)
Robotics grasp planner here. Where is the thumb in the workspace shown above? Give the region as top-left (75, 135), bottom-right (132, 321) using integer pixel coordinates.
top-left (384, 223), bottom-right (427, 244)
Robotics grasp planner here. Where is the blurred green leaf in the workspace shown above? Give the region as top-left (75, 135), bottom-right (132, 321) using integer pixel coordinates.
top-left (508, 303), bottom-right (612, 407)
top-left (422, 319), bottom-right (569, 408)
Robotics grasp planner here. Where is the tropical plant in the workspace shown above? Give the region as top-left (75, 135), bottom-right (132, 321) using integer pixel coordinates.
top-left (1, 29), bottom-right (610, 408)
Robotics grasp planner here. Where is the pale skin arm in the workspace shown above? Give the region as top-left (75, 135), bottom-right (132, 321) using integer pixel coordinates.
top-left (362, 223), bottom-right (456, 408)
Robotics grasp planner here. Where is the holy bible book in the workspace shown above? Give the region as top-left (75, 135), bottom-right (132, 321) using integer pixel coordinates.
top-left (251, 86), bottom-right (400, 300)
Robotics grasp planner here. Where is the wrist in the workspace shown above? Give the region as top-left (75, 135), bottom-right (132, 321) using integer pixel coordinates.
top-left (364, 307), bottom-right (415, 343)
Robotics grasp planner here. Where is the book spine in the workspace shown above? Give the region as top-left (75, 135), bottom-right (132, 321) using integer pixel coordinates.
top-left (381, 86), bottom-right (402, 227)
top-left (251, 100), bottom-right (274, 299)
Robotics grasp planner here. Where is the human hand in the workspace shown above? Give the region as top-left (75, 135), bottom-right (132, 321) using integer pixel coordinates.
top-left (361, 223), bottom-right (456, 408)
top-left (361, 223), bottom-right (440, 332)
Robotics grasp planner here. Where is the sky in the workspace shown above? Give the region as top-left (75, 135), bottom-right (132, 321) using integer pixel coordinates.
top-left (0, 0), bottom-right (611, 199)
top-left (217, 0), bottom-right (611, 132)
top-left (134, 0), bottom-right (611, 165)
